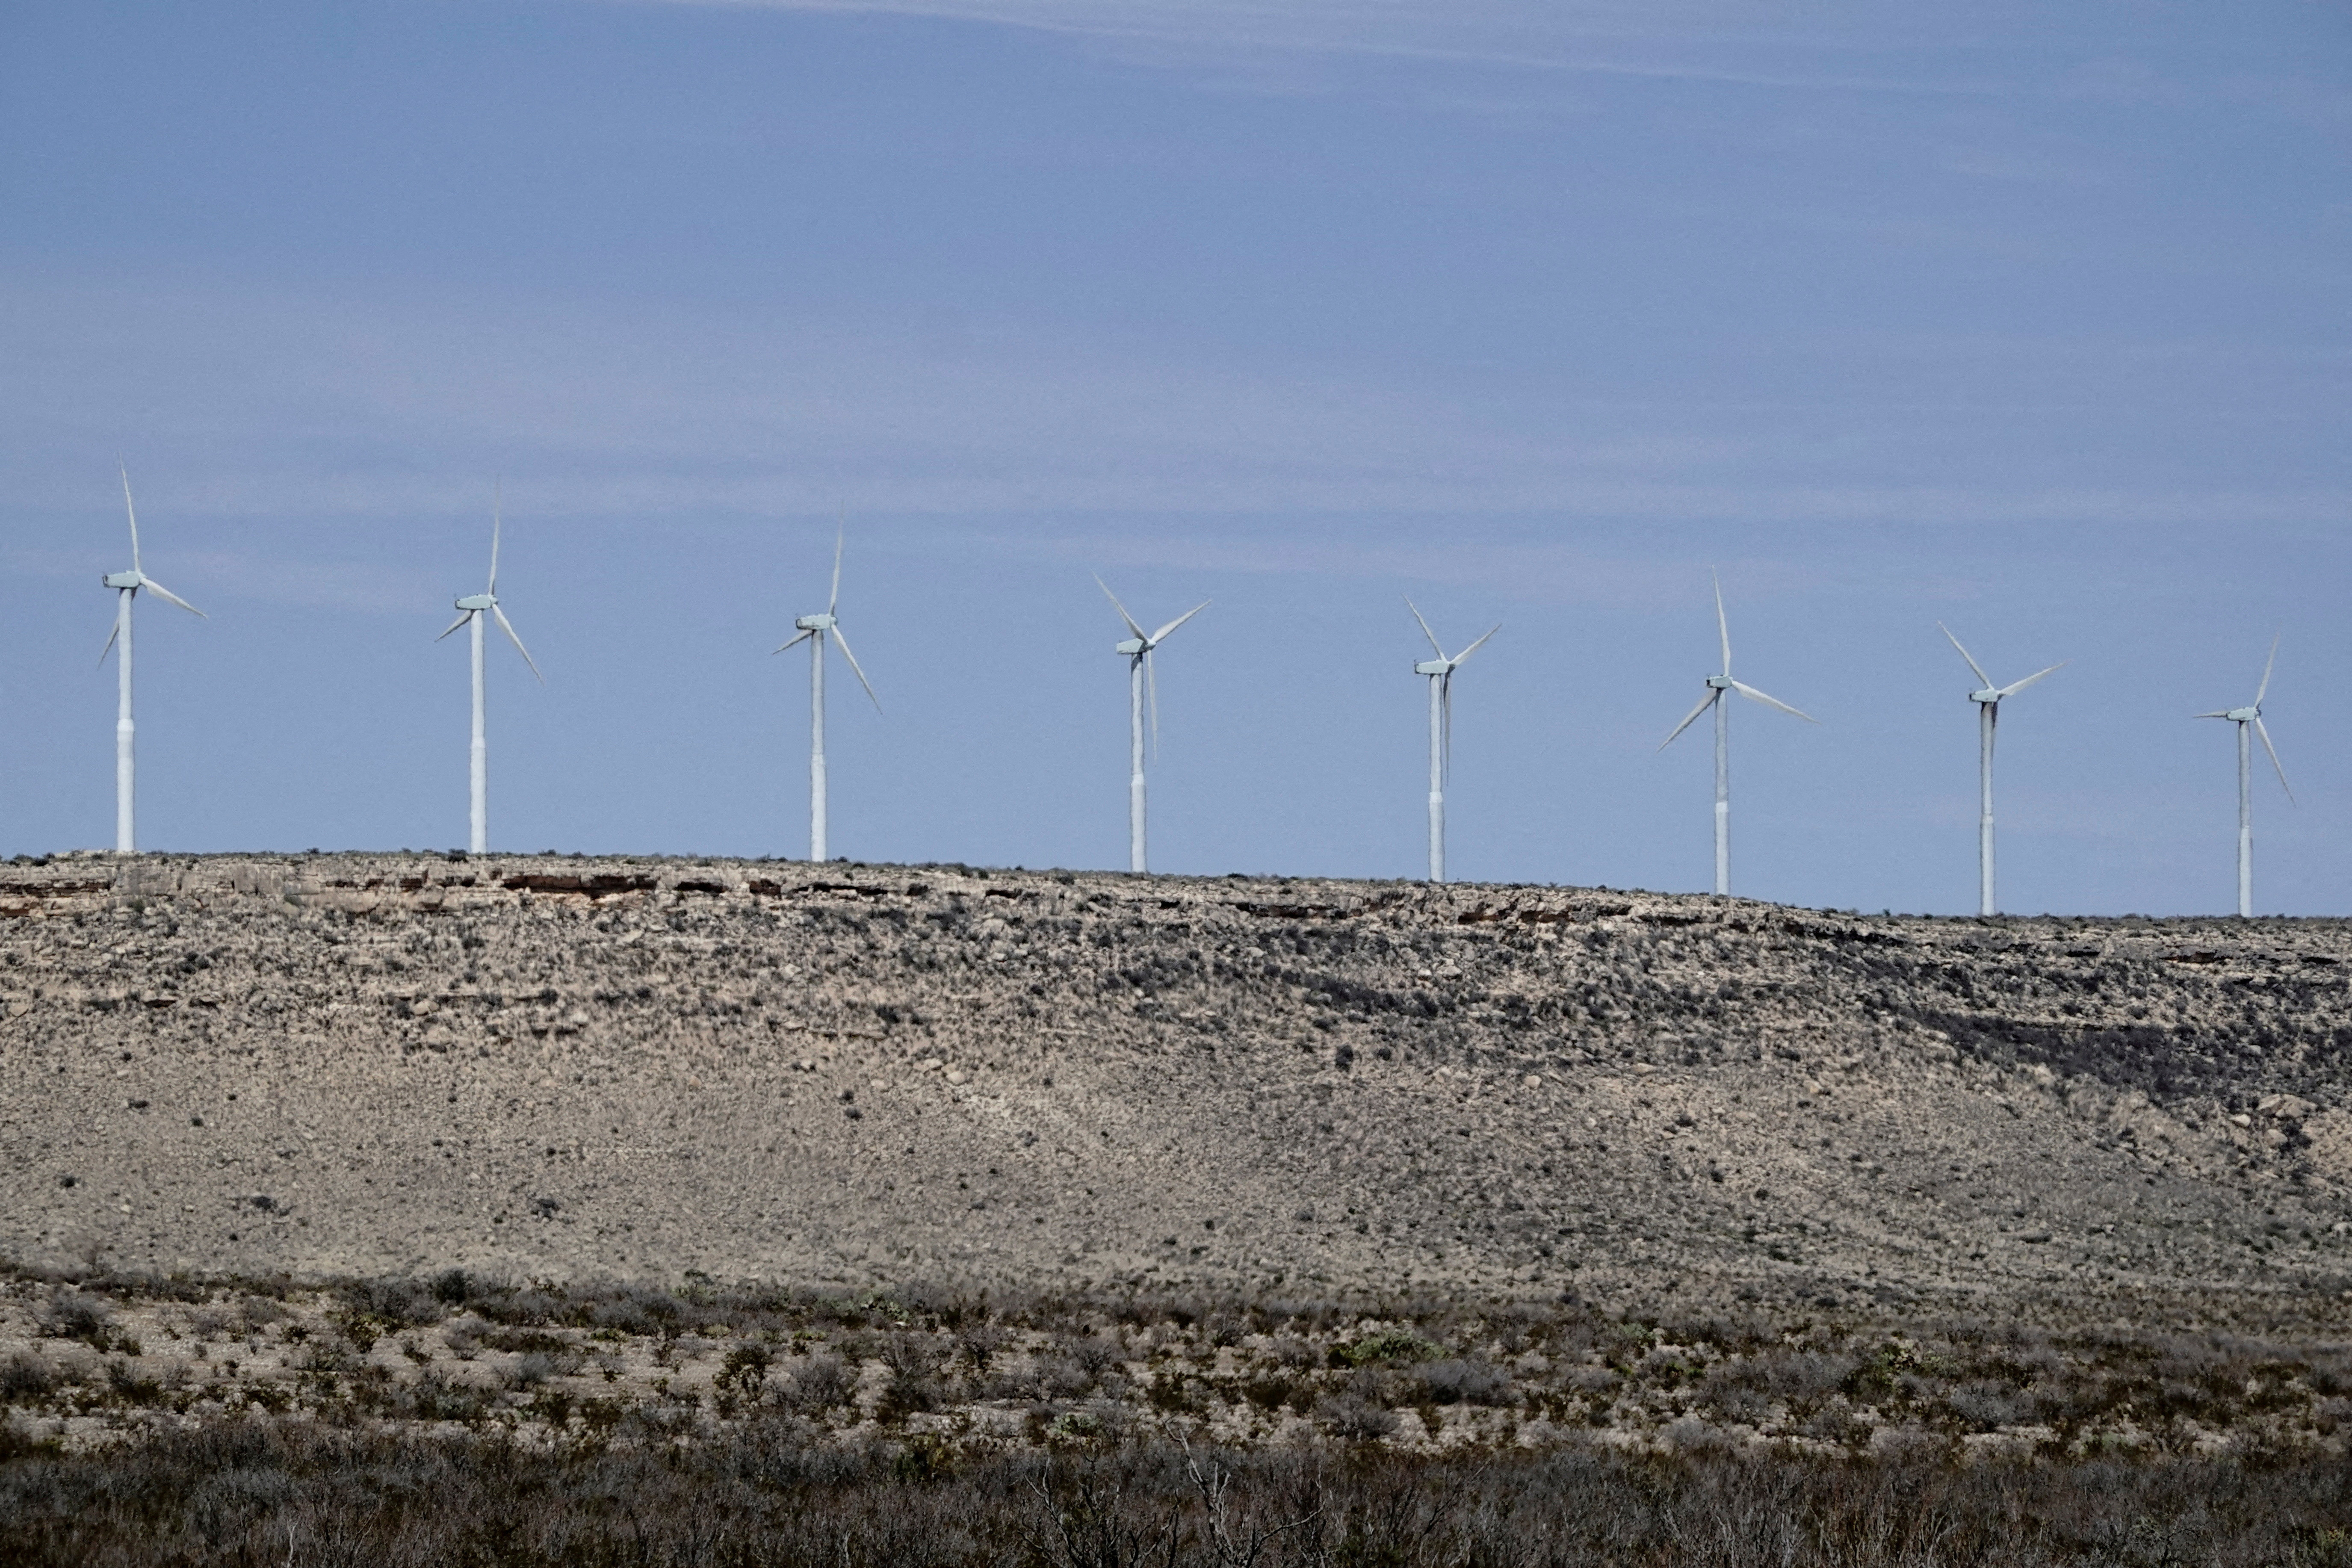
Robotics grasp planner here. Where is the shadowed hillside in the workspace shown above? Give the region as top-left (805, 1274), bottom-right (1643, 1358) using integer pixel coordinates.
top-left (3, 853), bottom-right (2349, 1324)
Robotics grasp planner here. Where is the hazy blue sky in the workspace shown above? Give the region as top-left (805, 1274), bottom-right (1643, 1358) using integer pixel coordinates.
top-left (2, 0), bottom-right (2346, 914)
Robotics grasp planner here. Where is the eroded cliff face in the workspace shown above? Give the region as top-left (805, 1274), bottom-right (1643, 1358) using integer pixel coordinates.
top-left (3, 853), bottom-right (2349, 1321)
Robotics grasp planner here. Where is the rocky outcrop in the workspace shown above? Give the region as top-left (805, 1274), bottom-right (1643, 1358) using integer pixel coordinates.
top-left (1, 852), bottom-right (2348, 1324)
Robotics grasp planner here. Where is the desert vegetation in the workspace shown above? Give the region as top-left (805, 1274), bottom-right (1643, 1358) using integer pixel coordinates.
top-left (6, 1268), bottom-right (2352, 1564)
top-left (11, 1424), bottom-right (2352, 1566)
top-left (6, 1267), bottom-right (2351, 1464)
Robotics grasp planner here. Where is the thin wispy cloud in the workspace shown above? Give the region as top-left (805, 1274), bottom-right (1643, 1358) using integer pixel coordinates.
top-left (5, 272), bottom-right (2339, 561)
top-left (666, 0), bottom-right (2029, 94)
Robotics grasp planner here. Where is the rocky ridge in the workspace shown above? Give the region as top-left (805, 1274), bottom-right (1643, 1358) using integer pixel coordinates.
top-left (3, 853), bottom-right (2350, 1324)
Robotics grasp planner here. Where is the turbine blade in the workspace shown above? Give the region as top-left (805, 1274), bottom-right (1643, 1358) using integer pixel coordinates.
top-left (829, 623), bottom-right (881, 712)
top-left (120, 463), bottom-right (141, 573)
top-left (1938, 622), bottom-right (1991, 688)
top-left (492, 604), bottom-right (543, 682)
top-left (1405, 597), bottom-right (1445, 659)
top-left (2256, 632), bottom-right (2280, 706)
top-left (1995, 661), bottom-right (2065, 700)
top-left (1146, 648), bottom-right (1161, 752)
top-left (828, 521), bottom-right (845, 616)
top-left (1441, 672), bottom-right (1453, 784)
top-left (140, 578), bottom-right (206, 618)
top-left (98, 618), bottom-right (119, 665)
top-left (1094, 574), bottom-right (1146, 641)
top-left (2255, 717), bottom-right (2293, 803)
top-left (1729, 679), bottom-right (1818, 723)
top-left (488, 478), bottom-right (502, 594)
top-left (2192, 711), bottom-right (2232, 720)
top-left (1659, 688), bottom-right (1719, 750)
top-left (1449, 623), bottom-right (1501, 667)
top-left (1712, 568), bottom-right (1731, 676)
top-left (436, 610), bottom-right (473, 641)
top-left (774, 628), bottom-right (816, 654)
top-left (1149, 600), bottom-right (1209, 644)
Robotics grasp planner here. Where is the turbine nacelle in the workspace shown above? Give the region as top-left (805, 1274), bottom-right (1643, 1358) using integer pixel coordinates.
top-left (455, 593), bottom-right (496, 612)
top-left (1969, 688), bottom-right (2002, 705)
top-left (798, 613), bottom-right (837, 633)
top-left (1413, 659), bottom-right (1451, 677)
top-left (102, 570), bottom-right (144, 590)
top-left (1115, 637), bottom-right (1148, 656)
top-left (1705, 675), bottom-right (1733, 691)
top-left (2225, 706), bottom-right (2260, 723)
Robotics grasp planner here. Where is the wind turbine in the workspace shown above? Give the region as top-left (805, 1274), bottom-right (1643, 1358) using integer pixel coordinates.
top-left (1096, 576), bottom-right (1208, 874)
top-left (774, 528), bottom-right (880, 863)
top-left (1938, 624), bottom-right (2063, 918)
top-left (99, 466), bottom-right (205, 853)
top-left (435, 486), bottom-right (541, 854)
top-left (2198, 636), bottom-right (2292, 918)
top-left (1659, 570), bottom-right (1816, 896)
top-left (1406, 599), bottom-right (1498, 883)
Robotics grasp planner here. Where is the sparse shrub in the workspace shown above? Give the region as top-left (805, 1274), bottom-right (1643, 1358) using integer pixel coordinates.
top-left (1417, 1357), bottom-right (1513, 1407)
top-left (1332, 1329), bottom-right (1442, 1368)
top-left (1032, 1355), bottom-right (1091, 1399)
top-left (39, 1290), bottom-right (114, 1348)
top-left (105, 1358), bottom-right (163, 1406)
top-left (717, 1341), bottom-right (772, 1397)
top-left (1146, 1370), bottom-right (1202, 1414)
top-left (236, 1296), bottom-right (287, 1335)
top-left (590, 1288), bottom-right (682, 1338)
top-left (1068, 1332), bottom-right (1125, 1379)
top-left (1947, 1381), bottom-right (2033, 1430)
top-left (957, 1320), bottom-right (1008, 1369)
top-left (877, 1365), bottom-right (943, 1422)
top-left (785, 1352), bottom-right (855, 1412)
top-left (1, 1354), bottom-right (56, 1404)
top-left (1317, 1391), bottom-right (1399, 1440)
top-left (1239, 1374), bottom-right (1294, 1412)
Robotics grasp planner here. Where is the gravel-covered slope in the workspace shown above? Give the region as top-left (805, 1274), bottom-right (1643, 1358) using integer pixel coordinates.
top-left (3, 853), bottom-right (2350, 1323)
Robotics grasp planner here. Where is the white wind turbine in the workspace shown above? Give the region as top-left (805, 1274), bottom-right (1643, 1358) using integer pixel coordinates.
top-left (2197, 635), bottom-right (2292, 918)
top-left (99, 466), bottom-right (206, 853)
top-left (1938, 624), bottom-right (2064, 918)
top-left (1659, 570), bottom-right (1817, 896)
top-left (1406, 599), bottom-right (1499, 884)
top-left (1097, 576), bottom-right (1208, 874)
top-left (435, 487), bottom-right (541, 854)
top-left (774, 529), bottom-right (880, 863)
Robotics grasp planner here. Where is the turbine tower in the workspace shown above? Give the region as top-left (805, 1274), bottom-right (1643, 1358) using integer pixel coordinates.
top-left (435, 488), bottom-right (541, 854)
top-left (2198, 636), bottom-right (2292, 918)
top-left (1659, 570), bottom-right (1816, 896)
top-left (1406, 599), bottom-right (1498, 884)
top-left (1097, 576), bottom-right (1208, 874)
top-left (99, 466), bottom-right (206, 853)
top-left (774, 529), bottom-right (880, 863)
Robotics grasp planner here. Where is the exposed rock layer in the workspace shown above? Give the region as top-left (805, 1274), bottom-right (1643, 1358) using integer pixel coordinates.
top-left (3, 853), bottom-right (2349, 1323)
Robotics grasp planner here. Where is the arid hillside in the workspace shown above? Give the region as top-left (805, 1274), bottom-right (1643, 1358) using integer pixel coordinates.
top-left (3, 853), bottom-right (2349, 1323)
